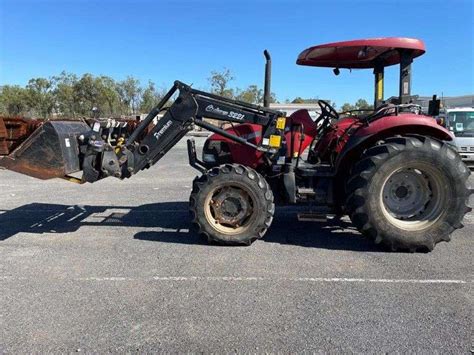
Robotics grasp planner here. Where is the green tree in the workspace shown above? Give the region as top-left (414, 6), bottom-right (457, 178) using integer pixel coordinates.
top-left (70, 74), bottom-right (121, 116)
top-left (341, 103), bottom-right (356, 112)
top-left (291, 97), bottom-right (304, 104)
top-left (51, 71), bottom-right (79, 117)
top-left (355, 98), bottom-right (372, 110)
top-left (291, 97), bottom-right (320, 104)
top-left (117, 76), bottom-right (142, 115)
top-left (26, 78), bottom-right (55, 118)
top-left (140, 81), bottom-right (165, 113)
top-left (341, 99), bottom-right (373, 113)
top-left (291, 97), bottom-right (335, 109)
top-left (98, 76), bottom-right (120, 116)
top-left (233, 84), bottom-right (277, 104)
top-left (266, 91), bottom-right (278, 104)
top-left (236, 85), bottom-right (262, 104)
top-left (73, 74), bottom-right (100, 116)
top-left (0, 85), bottom-right (29, 115)
top-left (208, 68), bottom-right (234, 98)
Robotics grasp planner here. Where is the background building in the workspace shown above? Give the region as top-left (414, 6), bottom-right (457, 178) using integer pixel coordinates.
top-left (416, 95), bottom-right (474, 111)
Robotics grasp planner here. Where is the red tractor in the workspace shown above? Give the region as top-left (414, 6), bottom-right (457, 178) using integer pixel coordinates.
top-left (0, 37), bottom-right (471, 252)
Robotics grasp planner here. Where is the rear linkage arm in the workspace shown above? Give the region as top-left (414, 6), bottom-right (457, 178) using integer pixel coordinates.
top-left (81, 81), bottom-right (285, 182)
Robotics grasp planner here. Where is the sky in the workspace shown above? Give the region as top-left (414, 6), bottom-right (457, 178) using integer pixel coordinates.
top-left (0, 0), bottom-right (473, 106)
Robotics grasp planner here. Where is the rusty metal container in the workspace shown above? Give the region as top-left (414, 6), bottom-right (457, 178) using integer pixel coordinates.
top-left (0, 118), bottom-right (90, 179)
top-left (0, 117), bottom-right (7, 155)
top-left (0, 117), bottom-right (43, 155)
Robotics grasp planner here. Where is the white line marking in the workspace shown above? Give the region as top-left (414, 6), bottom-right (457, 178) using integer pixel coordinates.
top-left (292, 277), bottom-right (468, 284)
top-left (46, 212), bottom-right (65, 222)
top-left (151, 276), bottom-right (469, 284)
top-left (0, 275), bottom-right (469, 284)
top-left (79, 277), bottom-right (129, 281)
top-left (67, 212), bottom-right (85, 222)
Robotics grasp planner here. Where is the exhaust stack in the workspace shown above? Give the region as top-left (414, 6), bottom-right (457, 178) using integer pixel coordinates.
top-left (263, 50), bottom-right (272, 108)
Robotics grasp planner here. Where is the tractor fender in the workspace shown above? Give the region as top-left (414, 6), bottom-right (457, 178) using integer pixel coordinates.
top-left (335, 113), bottom-right (453, 174)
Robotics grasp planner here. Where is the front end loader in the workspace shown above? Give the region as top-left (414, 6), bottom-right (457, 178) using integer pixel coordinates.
top-left (1, 37), bottom-right (471, 252)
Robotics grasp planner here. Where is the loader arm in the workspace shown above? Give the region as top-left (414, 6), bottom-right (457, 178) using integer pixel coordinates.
top-left (81, 81), bottom-right (286, 182)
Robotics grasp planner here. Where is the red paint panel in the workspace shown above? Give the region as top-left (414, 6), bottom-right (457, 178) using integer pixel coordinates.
top-left (354, 113), bottom-right (453, 140)
top-left (207, 124), bottom-right (265, 168)
top-left (315, 117), bottom-right (360, 161)
top-left (297, 37), bottom-right (425, 68)
top-left (208, 110), bottom-right (323, 165)
top-left (285, 109), bottom-right (318, 158)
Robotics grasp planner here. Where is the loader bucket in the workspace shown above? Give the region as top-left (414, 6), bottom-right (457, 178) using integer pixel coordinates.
top-left (0, 119), bottom-right (90, 180)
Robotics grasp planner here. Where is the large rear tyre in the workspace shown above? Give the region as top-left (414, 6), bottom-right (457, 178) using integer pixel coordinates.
top-left (189, 164), bottom-right (274, 245)
top-left (346, 135), bottom-right (471, 252)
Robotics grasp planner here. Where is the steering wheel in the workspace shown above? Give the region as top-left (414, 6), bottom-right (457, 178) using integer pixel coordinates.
top-left (317, 100), bottom-right (339, 121)
top-left (314, 100), bottom-right (339, 136)
top-left (306, 100), bottom-right (339, 163)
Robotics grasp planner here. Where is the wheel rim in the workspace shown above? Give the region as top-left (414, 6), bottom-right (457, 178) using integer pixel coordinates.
top-left (380, 164), bottom-right (447, 231)
top-left (204, 182), bottom-right (257, 235)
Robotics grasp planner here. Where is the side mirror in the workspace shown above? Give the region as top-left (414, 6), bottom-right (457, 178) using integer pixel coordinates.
top-left (428, 94), bottom-right (440, 116)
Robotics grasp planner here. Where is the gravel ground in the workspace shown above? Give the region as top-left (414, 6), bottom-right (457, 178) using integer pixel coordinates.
top-left (1, 137), bottom-right (472, 353)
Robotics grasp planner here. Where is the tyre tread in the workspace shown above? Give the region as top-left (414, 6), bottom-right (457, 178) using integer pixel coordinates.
top-left (345, 135), bottom-right (471, 252)
top-left (189, 164), bottom-right (274, 246)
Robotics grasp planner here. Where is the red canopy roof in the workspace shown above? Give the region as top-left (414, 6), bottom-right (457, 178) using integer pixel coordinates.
top-left (296, 37), bottom-right (426, 69)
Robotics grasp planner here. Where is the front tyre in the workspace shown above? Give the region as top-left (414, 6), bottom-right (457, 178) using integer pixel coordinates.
top-left (346, 135), bottom-right (471, 252)
top-left (189, 164), bottom-right (274, 245)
